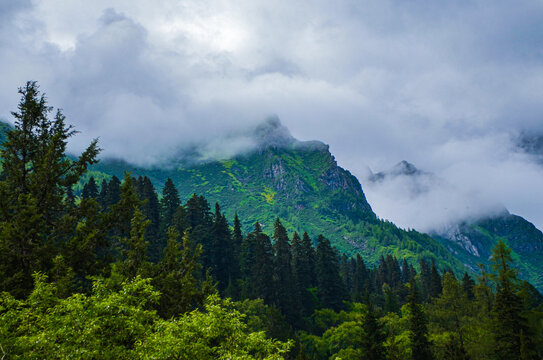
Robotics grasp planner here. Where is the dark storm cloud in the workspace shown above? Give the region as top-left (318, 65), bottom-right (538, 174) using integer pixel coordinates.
top-left (1, 0), bottom-right (542, 230)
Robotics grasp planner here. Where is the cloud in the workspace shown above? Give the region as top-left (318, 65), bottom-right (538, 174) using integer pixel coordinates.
top-left (1, 0), bottom-right (543, 230)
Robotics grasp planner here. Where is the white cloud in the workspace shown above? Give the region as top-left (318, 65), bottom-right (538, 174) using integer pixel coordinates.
top-left (1, 0), bottom-right (543, 229)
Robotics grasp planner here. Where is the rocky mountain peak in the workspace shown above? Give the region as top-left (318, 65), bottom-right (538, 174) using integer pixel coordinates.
top-left (391, 160), bottom-right (420, 176)
top-left (253, 116), bottom-right (296, 148)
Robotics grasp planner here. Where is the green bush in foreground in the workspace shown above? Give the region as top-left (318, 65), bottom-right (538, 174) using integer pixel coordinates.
top-left (0, 274), bottom-right (291, 359)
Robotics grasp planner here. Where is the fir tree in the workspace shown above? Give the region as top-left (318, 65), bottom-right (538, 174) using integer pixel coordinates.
top-left (491, 241), bottom-right (537, 359)
top-left (0, 81), bottom-right (99, 297)
top-left (461, 272), bottom-right (475, 300)
top-left (361, 301), bottom-right (386, 360)
top-left (140, 177), bottom-right (160, 262)
top-left (272, 218), bottom-right (300, 324)
top-left (104, 176), bottom-right (121, 208)
top-left (81, 176), bottom-right (98, 199)
top-left (210, 203), bottom-right (234, 293)
top-left (419, 258), bottom-right (431, 302)
top-left (160, 178), bottom-right (180, 234)
top-left (429, 259), bottom-right (443, 299)
top-left (407, 277), bottom-right (434, 360)
top-left (98, 178), bottom-right (108, 209)
top-left (315, 235), bottom-right (345, 311)
top-left (154, 227), bottom-right (215, 318)
top-left (251, 223), bottom-right (275, 304)
top-left (292, 231), bottom-right (316, 317)
top-left (112, 207), bottom-right (151, 280)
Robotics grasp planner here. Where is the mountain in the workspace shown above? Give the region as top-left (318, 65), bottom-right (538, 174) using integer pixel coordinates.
top-left (368, 160), bottom-right (543, 289)
top-left (86, 119), bottom-right (466, 272)
top-left (2, 118), bottom-right (541, 285)
top-left (434, 212), bottom-right (543, 289)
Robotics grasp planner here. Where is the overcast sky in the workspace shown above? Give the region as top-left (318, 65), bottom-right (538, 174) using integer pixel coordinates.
top-left (1, 0), bottom-right (542, 231)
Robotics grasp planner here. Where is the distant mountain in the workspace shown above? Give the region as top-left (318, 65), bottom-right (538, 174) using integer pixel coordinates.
top-left (368, 159), bottom-right (543, 289)
top-left (84, 119), bottom-right (466, 272)
top-left (434, 211), bottom-right (543, 289)
top-left (518, 133), bottom-right (543, 164)
top-left (2, 118), bottom-right (541, 287)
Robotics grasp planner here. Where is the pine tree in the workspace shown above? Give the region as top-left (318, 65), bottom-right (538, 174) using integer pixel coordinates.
top-left (104, 176), bottom-right (121, 208)
top-left (98, 178), bottom-right (108, 210)
top-left (353, 254), bottom-right (369, 301)
top-left (401, 258), bottom-right (411, 284)
top-left (461, 272), bottom-right (475, 300)
top-left (81, 176), bottom-right (99, 199)
top-left (340, 253), bottom-right (353, 295)
top-left (292, 231), bottom-right (316, 317)
top-left (154, 227), bottom-right (215, 318)
top-left (315, 235), bottom-right (345, 311)
top-left (210, 203), bottom-right (234, 293)
top-left (0, 81), bottom-right (99, 297)
top-left (231, 213), bottom-right (243, 280)
top-left (429, 259), bottom-right (443, 299)
top-left (160, 178), bottom-right (180, 234)
top-left (251, 223), bottom-right (275, 304)
top-left (407, 277), bottom-right (434, 360)
top-left (112, 207), bottom-right (151, 280)
top-left (140, 177), bottom-right (160, 262)
top-left (429, 272), bottom-right (470, 359)
top-left (185, 194), bottom-right (213, 269)
top-left (272, 218), bottom-right (299, 324)
top-left (491, 241), bottom-right (537, 359)
top-left (419, 258), bottom-right (431, 302)
top-left (361, 301), bottom-right (386, 360)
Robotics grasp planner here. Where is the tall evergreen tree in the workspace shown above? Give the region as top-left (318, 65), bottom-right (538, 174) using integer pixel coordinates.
top-left (419, 258), bottom-right (432, 302)
top-left (252, 223), bottom-right (276, 304)
top-left (0, 81), bottom-right (99, 297)
top-left (361, 301), bottom-right (386, 360)
top-left (210, 203), bottom-right (234, 293)
top-left (140, 177), bottom-right (160, 262)
top-left (104, 176), bottom-right (121, 208)
top-left (154, 227), bottom-right (214, 318)
top-left (160, 178), bottom-right (180, 234)
top-left (272, 218), bottom-right (299, 324)
top-left (429, 259), bottom-right (443, 299)
top-left (112, 207), bottom-right (151, 280)
top-left (81, 177), bottom-right (98, 199)
top-left (407, 277), bottom-right (434, 360)
top-left (491, 240), bottom-right (537, 359)
top-left (429, 272), bottom-right (470, 360)
top-left (98, 178), bottom-right (108, 210)
top-left (315, 235), bottom-right (345, 311)
top-left (352, 254), bottom-right (369, 301)
top-left (292, 231), bottom-right (316, 317)
top-left (461, 272), bottom-right (475, 300)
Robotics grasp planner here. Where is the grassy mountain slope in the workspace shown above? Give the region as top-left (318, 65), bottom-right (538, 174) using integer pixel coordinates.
top-left (435, 212), bottom-right (543, 289)
top-left (91, 137), bottom-right (466, 273)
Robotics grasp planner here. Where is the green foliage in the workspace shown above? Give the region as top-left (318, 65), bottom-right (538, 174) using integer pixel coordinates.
top-left (0, 275), bottom-right (289, 359)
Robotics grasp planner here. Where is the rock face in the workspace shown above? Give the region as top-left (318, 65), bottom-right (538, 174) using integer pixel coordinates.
top-left (443, 225), bottom-right (481, 257)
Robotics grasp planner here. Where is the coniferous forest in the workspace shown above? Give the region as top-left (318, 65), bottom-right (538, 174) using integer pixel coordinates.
top-left (1, 83), bottom-right (542, 359)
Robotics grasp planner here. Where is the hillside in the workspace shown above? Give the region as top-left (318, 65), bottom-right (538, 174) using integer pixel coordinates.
top-left (367, 160), bottom-right (543, 289)
top-left (86, 119), bottom-right (466, 273)
top-left (435, 212), bottom-right (543, 289)
top-left (2, 117), bottom-right (541, 283)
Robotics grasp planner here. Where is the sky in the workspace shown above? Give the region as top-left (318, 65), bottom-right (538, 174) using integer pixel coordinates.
top-left (1, 0), bottom-right (543, 231)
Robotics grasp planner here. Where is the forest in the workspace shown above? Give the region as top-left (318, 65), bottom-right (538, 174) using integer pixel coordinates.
top-left (0, 82), bottom-right (542, 359)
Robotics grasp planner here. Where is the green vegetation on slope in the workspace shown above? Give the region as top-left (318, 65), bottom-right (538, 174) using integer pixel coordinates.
top-left (92, 142), bottom-right (466, 274)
